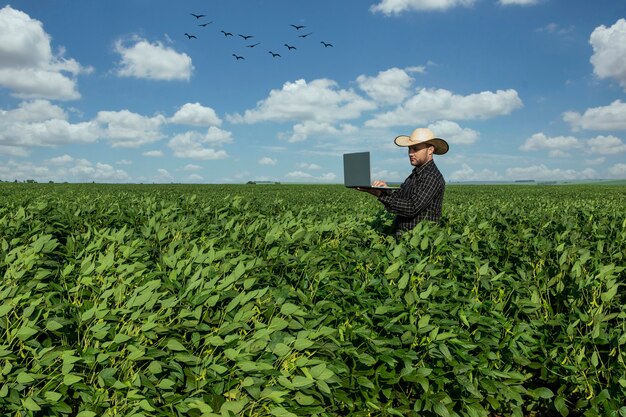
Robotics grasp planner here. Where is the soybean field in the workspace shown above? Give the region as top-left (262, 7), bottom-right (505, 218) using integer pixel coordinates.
top-left (0, 182), bottom-right (625, 417)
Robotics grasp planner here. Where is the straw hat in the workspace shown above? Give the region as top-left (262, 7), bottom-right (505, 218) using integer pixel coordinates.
top-left (394, 127), bottom-right (449, 155)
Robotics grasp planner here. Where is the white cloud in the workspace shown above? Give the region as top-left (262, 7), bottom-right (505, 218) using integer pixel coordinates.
top-left (0, 100), bottom-right (67, 122)
top-left (203, 126), bottom-right (233, 145)
top-left (448, 163), bottom-right (500, 182)
top-left (608, 163), bottom-right (626, 177)
top-left (48, 154), bottom-right (74, 165)
top-left (590, 19), bottom-right (626, 91)
top-left (535, 23), bottom-right (575, 37)
top-left (0, 118), bottom-right (99, 147)
top-left (143, 150), bottom-right (163, 157)
top-left (228, 78), bottom-right (375, 124)
top-left (297, 163), bottom-right (322, 170)
top-left (95, 110), bottom-right (166, 147)
top-left (183, 164), bottom-right (201, 171)
top-left (427, 120), bottom-right (479, 145)
top-left (370, 0), bottom-right (476, 15)
top-left (585, 157), bottom-right (605, 166)
top-left (156, 168), bottom-right (174, 181)
top-left (366, 88), bottom-right (522, 128)
top-left (0, 6), bottom-right (91, 100)
top-left (283, 121), bottom-right (358, 143)
top-left (587, 135), bottom-right (626, 155)
top-left (563, 100), bottom-right (626, 131)
top-left (519, 132), bottom-right (581, 157)
top-left (68, 159), bottom-right (131, 182)
top-left (258, 157), bottom-right (277, 165)
top-left (0, 157), bottom-right (134, 183)
top-left (406, 66), bottom-right (427, 74)
top-left (114, 37), bottom-right (193, 81)
top-left (169, 102), bottom-right (221, 126)
top-left (0, 145), bottom-right (28, 157)
top-left (498, 0), bottom-right (540, 5)
top-left (167, 130), bottom-right (230, 160)
top-left (356, 67), bottom-right (414, 105)
top-left (286, 171), bottom-right (336, 182)
top-left (505, 165), bottom-right (598, 181)
top-left (0, 160), bottom-right (51, 181)
top-left (116, 159), bottom-right (132, 165)
top-left (187, 174), bottom-right (203, 181)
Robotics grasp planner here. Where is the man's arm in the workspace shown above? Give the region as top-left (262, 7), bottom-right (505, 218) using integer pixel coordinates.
top-left (378, 175), bottom-right (443, 217)
top-left (356, 180), bottom-right (389, 197)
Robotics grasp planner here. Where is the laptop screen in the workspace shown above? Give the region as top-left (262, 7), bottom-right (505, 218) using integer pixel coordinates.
top-left (343, 152), bottom-right (371, 188)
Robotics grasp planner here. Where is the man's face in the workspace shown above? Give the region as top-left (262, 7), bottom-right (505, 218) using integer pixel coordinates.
top-left (408, 143), bottom-right (434, 167)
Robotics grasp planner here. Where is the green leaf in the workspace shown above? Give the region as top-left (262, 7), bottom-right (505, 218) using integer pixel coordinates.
top-left (166, 339), bottom-right (186, 351)
top-left (601, 284), bottom-right (619, 302)
top-left (268, 317), bottom-right (289, 332)
top-left (17, 372), bottom-right (35, 384)
top-left (63, 374), bottom-right (82, 386)
top-left (292, 376), bottom-right (315, 388)
top-left (16, 326), bottom-right (38, 341)
top-left (76, 412), bottom-right (97, 417)
top-left (46, 319), bottom-right (64, 331)
top-left (272, 343), bottom-right (291, 357)
top-left (261, 389), bottom-right (289, 403)
top-left (139, 399), bottom-right (156, 411)
top-left (23, 397), bottom-right (41, 411)
top-left (157, 379), bottom-right (175, 389)
top-left (220, 399), bottom-right (247, 415)
top-left (294, 392), bottom-right (317, 406)
top-left (433, 402), bottom-right (450, 417)
top-left (280, 303), bottom-right (304, 316)
top-left (357, 376), bottom-right (375, 390)
top-left (398, 273), bottom-right (409, 290)
top-left (554, 395), bottom-right (568, 417)
top-left (293, 338), bottom-right (314, 350)
top-left (385, 261), bottom-right (402, 276)
top-left (0, 304), bottom-right (12, 318)
top-left (44, 391), bottom-right (63, 402)
top-left (530, 387), bottom-right (554, 399)
top-left (270, 406), bottom-right (298, 417)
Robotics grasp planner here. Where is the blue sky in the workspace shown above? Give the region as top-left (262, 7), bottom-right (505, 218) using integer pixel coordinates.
top-left (1, 0), bottom-right (625, 183)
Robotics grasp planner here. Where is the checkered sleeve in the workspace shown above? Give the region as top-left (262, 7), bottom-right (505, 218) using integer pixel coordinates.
top-left (377, 162), bottom-right (444, 218)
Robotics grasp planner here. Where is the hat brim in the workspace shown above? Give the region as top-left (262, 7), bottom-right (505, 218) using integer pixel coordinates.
top-left (394, 135), bottom-right (449, 155)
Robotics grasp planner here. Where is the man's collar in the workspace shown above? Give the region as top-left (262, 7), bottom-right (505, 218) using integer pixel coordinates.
top-left (412, 159), bottom-right (435, 174)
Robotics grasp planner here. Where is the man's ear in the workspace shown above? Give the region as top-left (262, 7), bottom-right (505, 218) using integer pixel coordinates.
top-left (427, 145), bottom-right (435, 155)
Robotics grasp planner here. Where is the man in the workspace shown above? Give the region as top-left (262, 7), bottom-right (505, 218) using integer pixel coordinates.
top-left (359, 127), bottom-right (448, 235)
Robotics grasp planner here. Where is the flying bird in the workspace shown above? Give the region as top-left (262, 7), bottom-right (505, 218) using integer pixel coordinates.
top-left (238, 34), bottom-right (254, 40)
top-left (198, 22), bottom-right (213, 27)
top-left (269, 51), bottom-right (281, 58)
top-left (246, 42), bottom-right (261, 48)
top-left (190, 13), bottom-right (206, 19)
top-left (184, 33), bottom-right (197, 39)
top-left (298, 32), bottom-right (313, 38)
top-left (221, 30), bottom-right (233, 37)
top-left (321, 41), bottom-right (333, 47)
top-left (284, 43), bottom-right (296, 50)
top-left (290, 24), bottom-right (306, 30)
top-left (232, 54), bottom-right (245, 60)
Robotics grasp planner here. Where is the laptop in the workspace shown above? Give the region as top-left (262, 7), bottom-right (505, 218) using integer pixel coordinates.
top-left (343, 152), bottom-right (398, 189)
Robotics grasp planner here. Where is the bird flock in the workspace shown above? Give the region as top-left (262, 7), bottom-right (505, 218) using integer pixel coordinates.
top-left (184, 13), bottom-right (334, 61)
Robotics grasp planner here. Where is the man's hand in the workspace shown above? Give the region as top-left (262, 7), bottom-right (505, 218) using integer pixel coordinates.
top-left (356, 180), bottom-right (387, 197)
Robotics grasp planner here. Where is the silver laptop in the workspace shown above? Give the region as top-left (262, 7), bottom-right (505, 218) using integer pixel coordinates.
top-left (343, 152), bottom-right (398, 189)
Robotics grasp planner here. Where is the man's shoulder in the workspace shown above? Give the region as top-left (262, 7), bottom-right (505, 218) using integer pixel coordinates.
top-left (417, 160), bottom-right (442, 175)
top-left (422, 160), bottom-right (445, 186)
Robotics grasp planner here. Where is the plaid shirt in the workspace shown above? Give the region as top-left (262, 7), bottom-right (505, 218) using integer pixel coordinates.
top-left (378, 160), bottom-right (445, 234)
